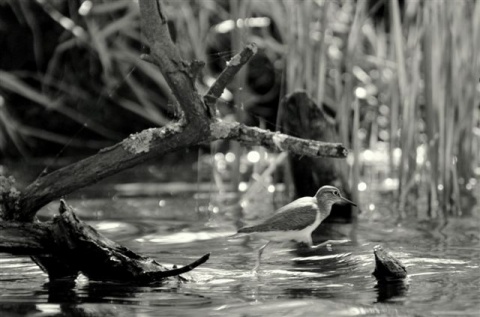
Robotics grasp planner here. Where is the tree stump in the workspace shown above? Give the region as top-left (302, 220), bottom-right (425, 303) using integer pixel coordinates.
top-left (278, 91), bottom-right (353, 224)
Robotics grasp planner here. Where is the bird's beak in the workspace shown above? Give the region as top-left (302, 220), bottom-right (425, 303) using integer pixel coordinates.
top-left (339, 196), bottom-right (357, 207)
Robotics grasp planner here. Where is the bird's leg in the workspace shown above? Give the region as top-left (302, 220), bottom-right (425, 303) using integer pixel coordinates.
top-left (311, 240), bottom-right (332, 249)
top-left (252, 241), bottom-right (270, 273)
top-left (311, 239), bottom-right (350, 249)
top-left (306, 235), bottom-right (313, 247)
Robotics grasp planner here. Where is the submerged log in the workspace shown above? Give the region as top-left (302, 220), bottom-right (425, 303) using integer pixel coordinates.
top-left (373, 245), bottom-right (407, 281)
top-left (0, 200), bottom-right (209, 283)
top-left (372, 245), bottom-right (408, 302)
top-left (278, 91), bottom-right (353, 223)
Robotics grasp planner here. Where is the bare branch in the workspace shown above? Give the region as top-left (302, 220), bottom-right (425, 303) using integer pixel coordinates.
top-left (13, 117), bottom-right (347, 221)
top-left (138, 0), bottom-right (209, 124)
top-left (210, 121), bottom-right (348, 158)
top-left (204, 43), bottom-right (258, 114)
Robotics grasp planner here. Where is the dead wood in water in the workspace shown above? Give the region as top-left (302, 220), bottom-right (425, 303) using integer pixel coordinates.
top-left (0, 200), bottom-right (209, 283)
top-left (373, 245), bottom-right (407, 281)
top-left (0, 0), bottom-right (349, 283)
top-left (372, 245), bottom-right (408, 302)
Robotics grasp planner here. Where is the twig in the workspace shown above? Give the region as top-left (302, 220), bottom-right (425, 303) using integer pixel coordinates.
top-left (204, 43), bottom-right (258, 115)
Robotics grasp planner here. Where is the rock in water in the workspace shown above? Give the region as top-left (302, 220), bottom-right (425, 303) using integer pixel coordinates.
top-left (373, 245), bottom-right (407, 281)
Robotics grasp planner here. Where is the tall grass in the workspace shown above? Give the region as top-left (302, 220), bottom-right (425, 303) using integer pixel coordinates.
top-left (257, 0), bottom-right (478, 217)
top-left (0, 0), bottom-right (173, 156)
top-left (384, 0), bottom-right (480, 216)
top-left (1, 0), bottom-right (478, 216)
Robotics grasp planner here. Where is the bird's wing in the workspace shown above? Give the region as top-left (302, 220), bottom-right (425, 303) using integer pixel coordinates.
top-left (274, 197), bottom-right (317, 215)
top-left (238, 201), bottom-right (318, 233)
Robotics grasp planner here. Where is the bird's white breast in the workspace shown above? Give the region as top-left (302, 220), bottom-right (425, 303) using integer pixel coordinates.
top-left (297, 206), bottom-right (321, 241)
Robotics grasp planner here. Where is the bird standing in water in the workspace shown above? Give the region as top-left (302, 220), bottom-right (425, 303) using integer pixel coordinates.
top-left (237, 185), bottom-right (356, 272)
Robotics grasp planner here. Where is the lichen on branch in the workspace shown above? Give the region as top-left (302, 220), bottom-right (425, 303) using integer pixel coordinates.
top-left (209, 121), bottom-right (348, 158)
top-left (122, 123), bottom-right (184, 154)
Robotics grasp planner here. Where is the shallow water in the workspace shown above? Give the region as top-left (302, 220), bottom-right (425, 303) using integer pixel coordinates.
top-left (1, 195), bottom-right (479, 317)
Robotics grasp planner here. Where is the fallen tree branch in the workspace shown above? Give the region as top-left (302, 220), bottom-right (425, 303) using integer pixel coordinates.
top-left (1, 200), bottom-right (208, 283)
top-left (12, 118), bottom-right (347, 222)
top-left (14, 122), bottom-right (193, 221)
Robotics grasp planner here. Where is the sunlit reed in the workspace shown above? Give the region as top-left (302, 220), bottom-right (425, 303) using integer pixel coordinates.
top-left (2, 0), bottom-right (478, 217)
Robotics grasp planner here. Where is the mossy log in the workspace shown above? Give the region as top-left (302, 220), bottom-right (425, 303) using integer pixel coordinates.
top-left (0, 200), bottom-right (209, 283)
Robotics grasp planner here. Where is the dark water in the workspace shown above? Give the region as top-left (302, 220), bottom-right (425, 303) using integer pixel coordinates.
top-left (1, 195), bottom-right (479, 317)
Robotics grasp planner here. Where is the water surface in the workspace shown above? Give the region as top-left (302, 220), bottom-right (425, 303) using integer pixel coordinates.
top-left (1, 195), bottom-right (479, 316)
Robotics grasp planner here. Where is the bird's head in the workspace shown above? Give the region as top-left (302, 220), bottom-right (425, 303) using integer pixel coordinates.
top-left (314, 186), bottom-right (356, 209)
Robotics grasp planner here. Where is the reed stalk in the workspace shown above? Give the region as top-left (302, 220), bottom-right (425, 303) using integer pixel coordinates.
top-left (3, 0), bottom-right (478, 217)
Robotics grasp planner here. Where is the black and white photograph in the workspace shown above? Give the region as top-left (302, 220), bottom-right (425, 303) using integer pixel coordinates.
top-left (0, 0), bottom-right (479, 316)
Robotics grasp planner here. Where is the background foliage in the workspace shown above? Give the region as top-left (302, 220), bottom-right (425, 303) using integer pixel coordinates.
top-left (0, 0), bottom-right (478, 217)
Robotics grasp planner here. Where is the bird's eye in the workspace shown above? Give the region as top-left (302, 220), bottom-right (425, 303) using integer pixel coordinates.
top-left (333, 191), bottom-right (339, 196)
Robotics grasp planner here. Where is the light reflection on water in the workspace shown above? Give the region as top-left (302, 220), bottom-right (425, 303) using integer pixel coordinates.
top-left (1, 196), bottom-right (479, 316)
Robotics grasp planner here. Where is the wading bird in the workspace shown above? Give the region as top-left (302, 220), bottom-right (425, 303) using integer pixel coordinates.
top-left (236, 185), bottom-right (356, 272)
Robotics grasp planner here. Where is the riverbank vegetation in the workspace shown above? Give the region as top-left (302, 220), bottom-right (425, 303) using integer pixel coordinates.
top-left (0, 0), bottom-right (478, 218)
